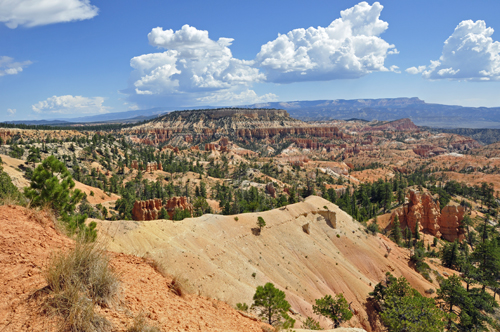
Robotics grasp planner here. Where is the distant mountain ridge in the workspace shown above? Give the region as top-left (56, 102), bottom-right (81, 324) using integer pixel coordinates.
top-left (243, 98), bottom-right (500, 129)
top-left (5, 97), bottom-right (500, 129)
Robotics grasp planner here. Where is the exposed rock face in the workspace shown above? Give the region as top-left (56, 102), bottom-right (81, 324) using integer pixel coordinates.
top-left (317, 210), bottom-right (337, 228)
top-left (130, 160), bottom-right (162, 172)
top-left (125, 108), bottom-right (346, 147)
top-left (362, 118), bottom-right (419, 132)
top-left (132, 198), bottom-right (163, 221)
top-left (440, 205), bottom-right (466, 242)
top-left (132, 196), bottom-right (193, 221)
top-left (266, 182), bottom-right (276, 198)
top-left (146, 161), bottom-right (162, 172)
top-left (390, 190), bottom-right (465, 241)
top-left (413, 145), bottom-right (447, 158)
top-left (0, 130), bottom-right (14, 143)
top-left (291, 138), bottom-right (338, 151)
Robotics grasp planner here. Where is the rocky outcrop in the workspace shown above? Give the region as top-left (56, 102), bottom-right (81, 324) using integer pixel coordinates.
top-left (130, 160), bottom-right (162, 172)
top-left (0, 130), bottom-right (14, 143)
top-left (132, 198), bottom-right (163, 221)
top-left (124, 108), bottom-right (348, 147)
top-left (291, 138), bottom-right (337, 151)
top-left (390, 190), bottom-right (465, 241)
top-left (413, 145), bottom-right (447, 157)
top-left (440, 205), bottom-right (466, 242)
top-left (362, 118), bottom-right (419, 132)
top-left (279, 155), bottom-right (310, 167)
top-left (146, 161), bottom-right (162, 172)
top-left (266, 182), bottom-right (276, 198)
top-left (132, 196), bottom-right (193, 221)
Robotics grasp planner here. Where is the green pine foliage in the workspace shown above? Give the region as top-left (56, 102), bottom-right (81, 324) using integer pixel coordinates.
top-left (24, 156), bottom-right (95, 240)
top-left (312, 294), bottom-right (353, 328)
top-left (301, 317), bottom-right (323, 330)
top-left (441, 240), bottom-right (460, 269)
top-left (371, 274), bottom-right (445, 332)
top-left (390, 216), bottom-right (402, 245)
top-left (0, 166), bottom-right (25, 204)
top-left (257, 216), bottom-right (266, 230)
top-left (251, 283), bottom-right (294, 328)
top-left (381, 290), bottom-right (445, 332)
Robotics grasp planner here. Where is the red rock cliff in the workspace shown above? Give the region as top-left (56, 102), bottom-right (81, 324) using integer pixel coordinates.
top-left (132, 197), bottom-right (193, 221)
top-left (390, 190), bottom-right (465, 242)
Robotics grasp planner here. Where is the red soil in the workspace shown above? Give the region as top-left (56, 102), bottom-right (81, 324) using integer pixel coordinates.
top-left (0, 205), bottom-right (268, 332)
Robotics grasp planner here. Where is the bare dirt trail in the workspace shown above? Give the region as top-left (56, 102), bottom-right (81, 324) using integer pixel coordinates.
top-left (96, 196), bottom-right (436, 331)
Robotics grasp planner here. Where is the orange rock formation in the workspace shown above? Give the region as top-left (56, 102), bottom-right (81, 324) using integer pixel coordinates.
top-left (132, 197), bottom-right (193, 221)
top-left (390, 190), bottom-right (465, 242)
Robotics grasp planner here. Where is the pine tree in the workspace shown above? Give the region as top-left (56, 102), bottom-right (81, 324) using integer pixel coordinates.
top-left (391, 215), bottom-right (402, 245)
top-left (257, 217), bottom-right (266, 231)
top-left (251, 283), bottom-right (293, 327)
top-left (441, 240), bottom-right (460, 269)
top-left (414, 221), bottom-right (420, 247)
top-left (471, 239), bottom-right (500, 292)
top-left (288, 186), bottom-right (297, 204)
top-left (313, 294), bottom-right (353, 328)
top-left (405, 226), bottom-right (413, 248)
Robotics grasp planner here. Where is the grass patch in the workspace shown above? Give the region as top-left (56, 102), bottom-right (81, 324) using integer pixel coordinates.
top-left (127, 313), bottom-right (161, 332)
top-left (43, 239), bottom-right (119, 331)
top-left (169, 275), bottom-right (190, 297)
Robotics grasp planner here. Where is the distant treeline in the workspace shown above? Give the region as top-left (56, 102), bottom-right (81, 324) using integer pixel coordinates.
top-left (0, 120), bottom-right (149, 132)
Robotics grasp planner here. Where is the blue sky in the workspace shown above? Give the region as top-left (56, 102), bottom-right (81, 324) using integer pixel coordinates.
top-left (2, 0), bottom-right (500, 121)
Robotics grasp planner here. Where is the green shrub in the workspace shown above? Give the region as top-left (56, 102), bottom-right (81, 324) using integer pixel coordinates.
top-left (236, 302), bottom-right (249, 311)
top-left (367, 222), bottom-right (379, 235)
top-left (257, 216), bottom-right (266, 230)
top-left (302, 317), bottom-right (323, 330)
top-left (0, 166), bottom-right (25, 205)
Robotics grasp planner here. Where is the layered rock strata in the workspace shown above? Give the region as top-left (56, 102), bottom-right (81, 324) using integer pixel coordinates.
top-left (390, 190), bottom-right (465, 242)
top-left (132, 196), bottom-right (193, 221)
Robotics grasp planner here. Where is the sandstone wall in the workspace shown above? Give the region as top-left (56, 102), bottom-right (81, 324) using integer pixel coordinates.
top-left (132, 196), bottom-right (193, 221)
top-left (390, 190), bottom-right (465, 241)
top-left (440, 205), bottom-right (466, 242)
top-left (128, 126), bottom-right (345, 146)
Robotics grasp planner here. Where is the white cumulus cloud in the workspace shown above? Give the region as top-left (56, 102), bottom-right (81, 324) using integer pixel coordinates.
top-left (405, 66), bottom-right (426, 75)
top-left (32, 95), bottom-right (110, 114)
top-left (197, 90), bottom-right (278, 105)
top-left (126, 2), bottom-right (400, 107)
top-left (410, 20), bottom-right (500, 81)
top-left (7, 108), bottom-right (16, 115)
top-left (0, 0), bottom-right (98, 29)
top-left (255, 1), bottom-right (397, 83)
top-left (127, 24), bottom-right (269, 106)
top-left (0, 56), bottom-right (32, 76)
